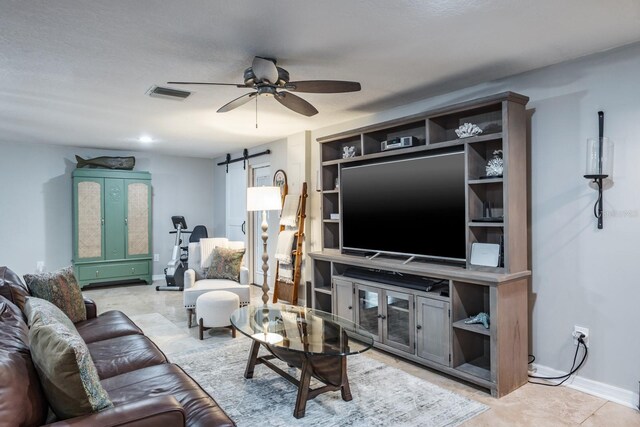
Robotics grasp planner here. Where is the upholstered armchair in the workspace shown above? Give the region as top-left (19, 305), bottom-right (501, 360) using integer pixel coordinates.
top-left (183, 237), bottom-right (250, 327)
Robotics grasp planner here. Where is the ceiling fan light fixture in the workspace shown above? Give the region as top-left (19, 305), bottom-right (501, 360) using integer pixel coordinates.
top-left (168, 56), bottom-right (361, 117)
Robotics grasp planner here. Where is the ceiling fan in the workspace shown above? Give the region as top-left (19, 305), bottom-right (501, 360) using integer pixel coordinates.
top-left (167, 56), bottom-right (361, 117)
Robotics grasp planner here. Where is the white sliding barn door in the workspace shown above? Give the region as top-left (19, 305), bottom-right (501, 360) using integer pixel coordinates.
top-left (225, 161), bottom-right (248, 245)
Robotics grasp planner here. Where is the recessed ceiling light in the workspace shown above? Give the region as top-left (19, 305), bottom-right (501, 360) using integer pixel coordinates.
top-left (139, 136), bottom-right (153, 143)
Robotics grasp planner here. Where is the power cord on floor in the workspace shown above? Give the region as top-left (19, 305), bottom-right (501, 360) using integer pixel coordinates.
top-left (527, 334), bottom-right (588, 387)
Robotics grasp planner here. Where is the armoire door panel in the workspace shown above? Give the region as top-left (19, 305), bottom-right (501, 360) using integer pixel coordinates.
top-left (125, 180), bottom-right (151, 258)
top-left (104, 178), bottom-right (126, 260)
top-left (75, 178), bottom-right (104, 261)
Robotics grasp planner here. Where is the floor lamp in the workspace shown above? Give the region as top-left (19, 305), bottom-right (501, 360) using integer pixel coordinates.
top-left (246, 186), bottom-right (282, 304)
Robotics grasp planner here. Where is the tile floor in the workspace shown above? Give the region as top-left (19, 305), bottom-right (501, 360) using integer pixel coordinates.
top-left (83, 281), bottom-right (640, 426)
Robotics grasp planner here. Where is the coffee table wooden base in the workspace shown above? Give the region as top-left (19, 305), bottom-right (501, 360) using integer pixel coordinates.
top-left (243, 340), bottom-right (352, 418)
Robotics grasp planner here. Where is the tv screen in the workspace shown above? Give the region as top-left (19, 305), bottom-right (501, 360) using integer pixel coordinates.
top-left (341, 151), bottom-right (466, 261)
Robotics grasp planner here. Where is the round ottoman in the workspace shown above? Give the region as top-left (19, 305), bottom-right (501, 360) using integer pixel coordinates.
top-left (195, 290), bottom-right (240, 340)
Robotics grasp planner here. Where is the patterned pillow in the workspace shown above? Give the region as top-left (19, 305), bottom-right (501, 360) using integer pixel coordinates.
top-left (27, 301), bottom-right (113, 420)
top-left (24, 266), bottom-right (86, 323)
top-left (206, 247), bottom-right (245, 282)
top-left (24, 297), bottom-right (77, 335)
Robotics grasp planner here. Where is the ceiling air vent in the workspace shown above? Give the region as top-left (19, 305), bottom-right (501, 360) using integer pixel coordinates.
top-left (147, 85), bottom-right (191, 101)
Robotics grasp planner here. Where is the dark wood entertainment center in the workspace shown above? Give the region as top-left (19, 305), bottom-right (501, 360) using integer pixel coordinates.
top-left (309, 92), bottom-right (530, 397)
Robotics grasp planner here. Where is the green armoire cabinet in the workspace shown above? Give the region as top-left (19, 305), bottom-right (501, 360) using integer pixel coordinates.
top-left (72, 169), bottom-right (152, 287)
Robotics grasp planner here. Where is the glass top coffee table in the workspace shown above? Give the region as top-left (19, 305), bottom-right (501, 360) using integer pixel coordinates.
top-left (230, 304), bottom-right (374, 418)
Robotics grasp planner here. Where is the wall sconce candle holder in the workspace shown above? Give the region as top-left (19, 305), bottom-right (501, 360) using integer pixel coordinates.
top-left (584, 111), bottom-right (613, 229)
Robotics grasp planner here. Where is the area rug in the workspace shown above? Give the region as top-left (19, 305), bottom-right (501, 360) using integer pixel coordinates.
top-left (171, 338), bottom-right (488, 426)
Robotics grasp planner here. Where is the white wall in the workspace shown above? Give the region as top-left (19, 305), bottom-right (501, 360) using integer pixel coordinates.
top-left (308, 42), bottom-right (640, 400)
top-left (0, 141), bottom-right (215, 277)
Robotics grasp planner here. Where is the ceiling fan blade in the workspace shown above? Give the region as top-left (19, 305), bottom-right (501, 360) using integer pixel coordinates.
top-left (275, 92), bottom-right (318, 117)
top-left (217, 92), bottom-right (257, 113)
top-left (285, 80), bottom-right (361, 93)
top-left (167, 81), bottom-right (248, 88)
top-left (252, 56), bottom-right (278, 84)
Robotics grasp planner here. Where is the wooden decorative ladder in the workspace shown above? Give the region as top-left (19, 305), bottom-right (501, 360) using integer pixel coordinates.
top-left (272, 182), bottom-right (308, 305)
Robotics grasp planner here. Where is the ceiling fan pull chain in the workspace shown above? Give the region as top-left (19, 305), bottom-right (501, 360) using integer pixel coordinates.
top-left (255, 94), bottom-right (258, 129)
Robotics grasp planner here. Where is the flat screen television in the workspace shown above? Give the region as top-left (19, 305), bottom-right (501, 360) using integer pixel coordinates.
top-left (341, 151), bottom-right (466, 262)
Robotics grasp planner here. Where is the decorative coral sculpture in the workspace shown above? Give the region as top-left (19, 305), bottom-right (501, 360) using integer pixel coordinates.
top-left (455, 123), bottom-right (483, 138)
top-left (485, 149), bottom-right (504, 177)
top-left (464, 312), bottom-right (490, 329)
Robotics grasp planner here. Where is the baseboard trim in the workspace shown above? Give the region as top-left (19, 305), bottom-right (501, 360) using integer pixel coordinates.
top-left (532, 363), bottom-right (638, 409)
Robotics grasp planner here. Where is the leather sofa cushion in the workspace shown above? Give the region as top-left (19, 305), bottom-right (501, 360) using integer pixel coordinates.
top-left (102, 363), bottom-right (235, 427)
top-left (0, 266), bottom-right (30, 312)
top-left (75, 310), bottom-right (143, 344)
top-left (0, 296), bottom-right (48, 427)
top-left (88, 334), bottom-right (168, 380)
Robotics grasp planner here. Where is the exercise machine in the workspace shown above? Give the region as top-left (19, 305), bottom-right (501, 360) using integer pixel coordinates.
top-left (156, 216), bottom-right (207, 291)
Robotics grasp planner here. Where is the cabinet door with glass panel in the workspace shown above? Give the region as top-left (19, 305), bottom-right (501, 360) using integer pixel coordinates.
top-left (355, 282), bottom-right (414, 353)
top-left (355, 284), bottom-right (382, 342)
top-left (382, 289), bottom-right (414, 353)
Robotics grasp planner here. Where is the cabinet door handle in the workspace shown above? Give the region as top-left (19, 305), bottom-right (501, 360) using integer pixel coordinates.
top-left (101, 218), bottom-right (104, 225)
top-left (95, 270), bottom-right (99, 277)
top-left (125, 218), bottom-right (128, 225)
top-left (381, 314), bottom-right (387, 320)
top-left (348, 306), bottom-right (352, 310)
top-left (416, 325), bottom-right (422, 330)
top-left (131, 267), bottom-right (135, 273)
top-left (241, 220), bottom-right (246, 235)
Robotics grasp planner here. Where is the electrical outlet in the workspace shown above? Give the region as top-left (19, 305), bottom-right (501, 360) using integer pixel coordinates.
top-left (573, 326), bottom-right (589, 347)
top-left (36, 261), bottom-right (45, 273)
top-left (153, 254), bottom-right (160, 262)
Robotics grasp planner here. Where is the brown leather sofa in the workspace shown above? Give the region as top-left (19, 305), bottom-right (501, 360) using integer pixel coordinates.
top-left (0, 266), bottom-right (235, 427)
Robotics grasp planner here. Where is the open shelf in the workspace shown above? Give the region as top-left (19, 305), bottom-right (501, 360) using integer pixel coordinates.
top-left (363, 120), bottom-right (426, 155)
top-left (314, 291), bottom-right (332, 312)
top-left (468, 222), bottom-right (504, 228)
top-left (428, 104), bottom-right (502, 145)
top-left (433, 132), bottom-right (503, 147)
top-left (452, 319), bottom-right (491, 336)
top-left (321, 135), bottom-right (362, 162)
top-left (467, 139), bottom-right (504, 181)
top-left (314, 287), bottom-right (332, 295)
top-left (451, 281), bottom-right (490, 323)
top-left (456, 357), bottom-right (491, 382)
top-left (452, 327), bottom-right (491, 381)
top-left (468, 177), bottom-right (504, 185)
top-left (322, 192), bottom-right (339, 220)
top-left (322, 164), bottom-right (339, 191)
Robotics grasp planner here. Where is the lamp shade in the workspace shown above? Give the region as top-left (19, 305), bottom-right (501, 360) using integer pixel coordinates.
top-left (246, 186), bottom-right (282, 212)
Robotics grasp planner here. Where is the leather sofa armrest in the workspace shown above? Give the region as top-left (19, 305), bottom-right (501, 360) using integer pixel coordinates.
top-left (44, 396), bottom-right (185, 427)
top-left (239, 267), bottom-right (249, 285)
top-left (83, 297), bottom-right (97, 319)
top-left (184, 269), bottom-right (196, 289)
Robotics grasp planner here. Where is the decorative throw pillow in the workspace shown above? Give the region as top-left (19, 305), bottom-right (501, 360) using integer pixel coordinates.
top-left (24, 266), bottom-right (86, 323)
top-left (206, 247), bottom-right (245, 282)
top-left (24, 297), bottom-right (77, 335)
top-left (27, 305), bottom-right (113, 420)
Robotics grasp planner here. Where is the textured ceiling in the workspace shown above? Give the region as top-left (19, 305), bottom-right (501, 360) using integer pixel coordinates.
top-left (1, 1), bottom-right (639, 158)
